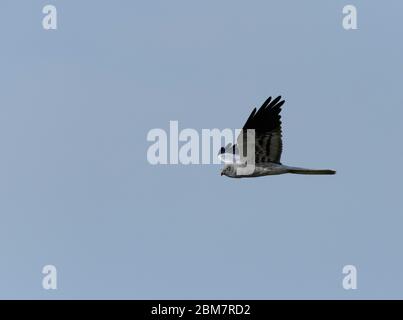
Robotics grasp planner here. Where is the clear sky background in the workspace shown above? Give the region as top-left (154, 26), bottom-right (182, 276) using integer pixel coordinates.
top-left (0, 0), bottom-right (402, 299)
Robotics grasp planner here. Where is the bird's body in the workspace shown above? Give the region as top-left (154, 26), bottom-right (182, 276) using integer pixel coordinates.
top-left (222, 163), bottom-right (335, 178)
top-left (222, 162), bottom-right (288, 178)
top-left (219, 96), bottom-right (336, 178)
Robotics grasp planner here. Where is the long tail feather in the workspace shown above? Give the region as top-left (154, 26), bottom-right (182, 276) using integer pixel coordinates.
top-left (288, 168), bottom-right (336, 175)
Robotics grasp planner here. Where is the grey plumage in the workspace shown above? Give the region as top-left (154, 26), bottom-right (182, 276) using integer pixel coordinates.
top-left (219, 96), bottom-right (336, 178)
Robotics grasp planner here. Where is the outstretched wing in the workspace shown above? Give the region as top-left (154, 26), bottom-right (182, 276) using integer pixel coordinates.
top-left (237, 96), bottom-right (285, 164)
top-left (218, 143), bottom-right (241, 164)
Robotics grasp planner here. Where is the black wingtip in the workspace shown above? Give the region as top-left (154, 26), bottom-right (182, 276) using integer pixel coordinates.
top-left (273, 95), bottom-right (284, 102)
top-left (242, 95), bottom-right (286, 130)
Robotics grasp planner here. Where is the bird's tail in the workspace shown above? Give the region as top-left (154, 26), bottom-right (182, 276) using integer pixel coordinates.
top-left (287, 167), bottom-right (336, 175)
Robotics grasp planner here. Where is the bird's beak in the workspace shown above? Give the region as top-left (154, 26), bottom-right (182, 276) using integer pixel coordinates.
top-left (221, 172), bottom-right (224, 176)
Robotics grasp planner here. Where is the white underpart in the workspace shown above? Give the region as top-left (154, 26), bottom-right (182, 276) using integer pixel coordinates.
top-left (218, 153), bottom-right (242, 164)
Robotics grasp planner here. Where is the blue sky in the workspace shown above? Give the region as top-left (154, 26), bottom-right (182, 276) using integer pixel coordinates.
top-left (0, 0), bottom-right (402, 299)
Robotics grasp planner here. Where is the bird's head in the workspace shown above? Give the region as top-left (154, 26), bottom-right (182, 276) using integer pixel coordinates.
top-left (221, 164), bottom-right (236, 177)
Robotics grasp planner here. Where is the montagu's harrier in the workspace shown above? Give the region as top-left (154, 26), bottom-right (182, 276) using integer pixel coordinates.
top-left (219, 96), bottom-right (336, 178)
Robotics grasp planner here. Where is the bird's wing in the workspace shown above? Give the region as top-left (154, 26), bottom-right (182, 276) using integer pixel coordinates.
top-left (217, 143), bottom-right (241, 164)
top-left (237, 96), bottom-right (285, 164)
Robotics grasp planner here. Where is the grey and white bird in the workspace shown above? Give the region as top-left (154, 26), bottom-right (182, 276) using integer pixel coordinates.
top-left (219, 96), bottom-right (336, 178)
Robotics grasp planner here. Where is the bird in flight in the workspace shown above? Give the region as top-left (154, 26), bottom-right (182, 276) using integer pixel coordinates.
top-left (219, 96), bottom-right (336, 178)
